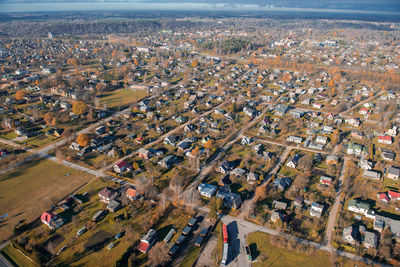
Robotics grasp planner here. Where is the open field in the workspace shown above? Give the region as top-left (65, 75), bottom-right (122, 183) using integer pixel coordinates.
top-left (0, 159), bottom-right (95, 242)
top-left (1, 243), bottom-right (39, 267)
top-left (246, 232), bottom-right (357, 267)
top-left (100, 89), bottom-right (148, 108)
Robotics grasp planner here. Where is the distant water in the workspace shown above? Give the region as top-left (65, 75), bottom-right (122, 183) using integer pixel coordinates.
top-left (0, 2), bottom-right (400, 15)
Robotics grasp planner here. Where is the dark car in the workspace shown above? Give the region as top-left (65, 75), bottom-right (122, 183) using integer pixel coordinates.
top-left (182, 225), bottom-right (192, 235)
top-left (199, 226), bottom-right (211, 236)
top-left (169, 244), bottom-right (180, 256)
top-left (245, 246), bottom-right (252, 262)
top-left (194, 235), bottom-right (204, 247)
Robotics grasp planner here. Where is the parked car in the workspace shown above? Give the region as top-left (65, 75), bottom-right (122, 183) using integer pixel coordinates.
top-left (194, 235), bottom-right (204, 247)
top-left (169, 244), bottom-right (180, 256)
top-left (245, 246), bottom-right (252, 262)
top-left (115, 232), bottom-right (124, 239)
top-left (77, 226), bottom-right (87, 236)
top-left (199, 226), bottom-right (211, 236)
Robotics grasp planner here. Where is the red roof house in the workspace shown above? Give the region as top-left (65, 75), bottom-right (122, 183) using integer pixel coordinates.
top-left (138, 229), bottom-right (157, 253)
top-left (98, 187), bottom-right (118, 204)
top-left (377, 193), bottom-right (390, 203)
top-left (389, 191), bottom-right (400, 201)
top-left (41, 212), bottom-right (64, 229)
top-left (126, 187), bottom-right (137, 201)
top-left (114, 160), bottom-right (132, 174)
top-left (378, 135), bottom-right (392, 145)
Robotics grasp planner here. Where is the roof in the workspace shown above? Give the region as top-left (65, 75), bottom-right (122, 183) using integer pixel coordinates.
top-left (41, 212), bottom-right (56, 224)
top-left (377, 193), bottom-right (390, 202)
top-left (137, 241), bottom-right (150, 253)
top-left (115, 160), bottom-right (128, 168)
top-left (389, 191), bottom-right (400, 199)
top-left (378, 135), bottom-right (392, 141)
top-left (126, 188), bottom-right (137, 198)
top-left (388, 166), bottom-right (400, 177)
top-left (98, 187), bottom-right (116, 199)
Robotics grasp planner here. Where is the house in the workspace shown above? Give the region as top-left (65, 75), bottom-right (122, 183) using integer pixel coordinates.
top-left (70, 142), bottom-right (81, 151)
top-left (310, 203), bottom-right (324, 218)
top-left (359, 158), bottom-right (373, 170)
top-left (41, 212), bottom-right (64, 229)
top-left (231, 168), bottom-right (247, 177)
top-left (286, 136), bottom-right (302, 144)
top-left (273, 177), bottom-right (292, 191)
top-left (320, 176), bottom-right (333, 185)
top-left (364, 231), bottom-right (378, 249)
top-left (377, 193), bottom-right (390, 203)
top-left (138, 148), bottom-right (153, 160)
top-left (218, 161), bottom-right (235, 174)
top-left (158, 155), bottom-right (178, 169)
top-left (197, 183), bottom-right (217, 198)
top-left (378, 135), bottom-right (392, 145)
top-left (293, 196), bottom-right (304, 208)
top-left (126, 187), bottom-right (137, 201)
top-left (351, 131), bottom-right (364, 140)
top-left (342, 226), bottom-right (359, 245)
top-left (388, 191), bottom-right (400, 201)
top-left (347, 199), bottom-right (374, 218)
top-left (138, 229), bottom-right (158, 253)
top-left (286, 154), bottom-right (301, 168)
top-left (312, 103), bottom-right (322, 109)
top-left (107, 200), bottom-right (121, 213)
top-left (326, 155), bottom-right (339, 165)
top-left (175, 115), bottom-right (188, 123)
top-left (164, 135), bottom-right (176, 146)
top-left (363, 170), bottom-right (381, 180)
top-left (216, 186), bottom-right (242, 210)
top-left (387, 166), bottom-right (400, 180)
top-left (373, 215), bottom-right (400, 238)
top-left (382, 149), bottom-right (396, 161)
top-left (241, 136), bottom-right (252, 145)
top-left (98, 187), bottom-right (118, 204)
top-left (347, 143), bottom-right (366, 156)
top-left (114, 160), bottom-right (132, 174)
top-left (247, 172), bottom-right (259, 184)
top-left (315, 136), bottom-right (328, 145)
top-left (273, 200), bottom-right (288, 210)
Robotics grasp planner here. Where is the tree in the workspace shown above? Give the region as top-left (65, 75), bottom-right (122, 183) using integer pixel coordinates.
top-left (76, 133), bottom-right (90, 147)
top-left (254, 185), bottom-right (266, 202)
top-left (298, 155), bottom-right (313, 171)
top-left (15, 90), bottom-right (26, 100)
top-left (203, 139), bottom-right (213, 157)
top-left (331, 129), bottom-right (340, 145)
top-left (43, 112), bottom-right (54, 125)
top-left (148, 242), bottom-right (171, 267)
top-left (72, 101), bottom-right (88, 115)
top-left (191, 59), bottom-right (199, 67)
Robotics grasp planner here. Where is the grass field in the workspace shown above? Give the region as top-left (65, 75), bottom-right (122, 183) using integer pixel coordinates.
top-left (100, 89), bottom-right (148, 108)
top-left (247, 232), bottom-right (356, 267)
top-left (0, 159), bottom-right (94, 242)
top-left (1, 243), bottom-right (39, 267)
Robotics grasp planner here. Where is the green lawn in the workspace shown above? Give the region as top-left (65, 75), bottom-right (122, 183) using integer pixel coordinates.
top-left (247, 232), bottom-right (355, 267)
top-left (0, 159), bottom-right (94, 242)
top-left (100, 89), bottom-right (148, 108)
top-left (0, 131), bottom-right (18, 140)
top-left (1, 243), bottom-right (39, 267)
top-left (180, 246), bottom-right (201, 267)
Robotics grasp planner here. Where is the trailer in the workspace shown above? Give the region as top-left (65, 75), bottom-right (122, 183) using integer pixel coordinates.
top-left (221, 224), bottom-right (229, 265)
top-left (221, 243), bottom-right (228, 265)
top-left (163, 228), bottom-right (176, 243)
top-left (222, 224), bottom-right (228, 243)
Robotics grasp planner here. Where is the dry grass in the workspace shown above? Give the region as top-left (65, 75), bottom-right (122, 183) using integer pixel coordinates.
top-left (0, 159), bottom-right (94, 242)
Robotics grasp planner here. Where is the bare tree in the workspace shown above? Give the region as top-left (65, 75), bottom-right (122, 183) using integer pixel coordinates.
top-left (148, 242), bottom-right (171, 267)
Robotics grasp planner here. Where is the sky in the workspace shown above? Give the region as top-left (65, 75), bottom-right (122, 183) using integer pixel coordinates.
top-left (0, 0), bottom-right (399, 14)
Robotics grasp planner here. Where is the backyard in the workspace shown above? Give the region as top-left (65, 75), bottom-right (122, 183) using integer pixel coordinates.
top-left (0, 159), bottom-right (95, 242)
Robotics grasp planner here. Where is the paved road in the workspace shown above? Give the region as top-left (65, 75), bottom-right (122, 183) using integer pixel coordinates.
top-left (324, 156), bottom-right (349, 249)
top-left (0, 254), bottom-right (13, 267)
top-left (220, 215), bottom-right (390, 267)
